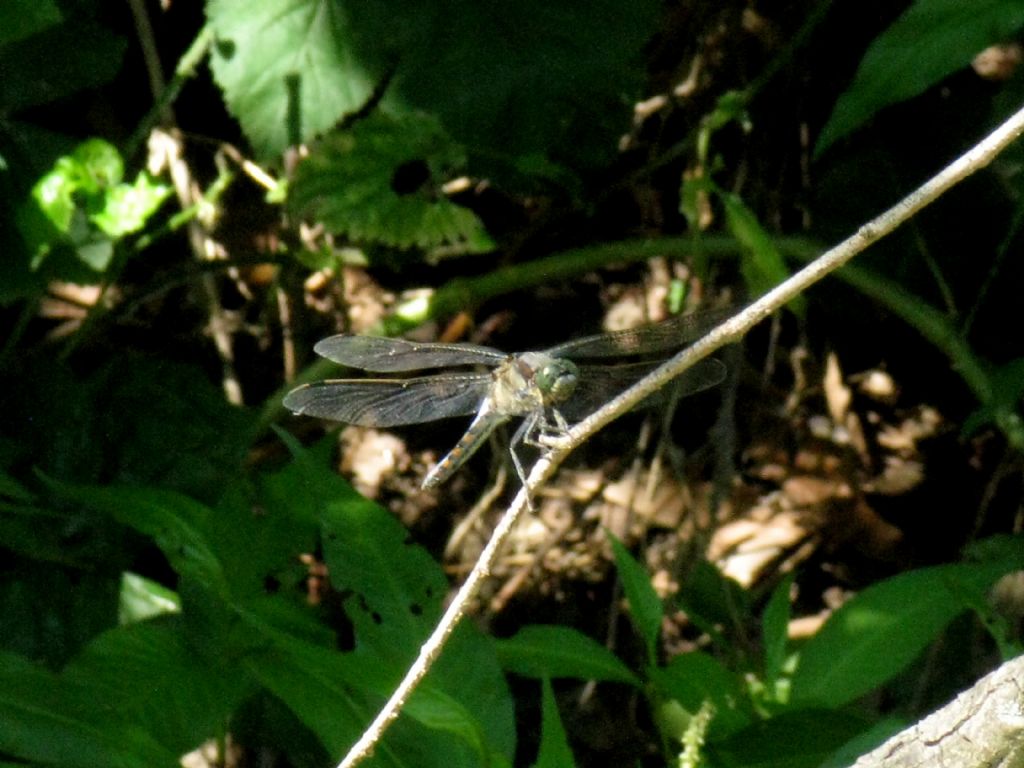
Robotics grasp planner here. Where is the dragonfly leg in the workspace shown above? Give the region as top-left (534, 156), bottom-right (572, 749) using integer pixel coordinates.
top-left (528, 408), bottom-right (571, 450)
top-left (510, 413), bottom-right (542, 510)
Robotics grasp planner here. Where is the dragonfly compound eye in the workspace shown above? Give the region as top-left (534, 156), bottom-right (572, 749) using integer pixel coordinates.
top-left (535, 359), bottom-right (579, 404)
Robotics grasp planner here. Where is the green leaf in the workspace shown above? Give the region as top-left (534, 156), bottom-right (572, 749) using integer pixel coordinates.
top-left (709, 709), bottom-right (873, 768)
top-left (791, 560), bottom-right (1024, 708)
top-left (0, 0), bottom-right (61, 47)
top-left (42, 479), bottom-right (230, 596)
top-left (0, 353), bottom-right (254, 499)
top-left (17, 139), bottom-right (157, 272)
top-left (816, 0), bottom-right (1024, 154)
top-left (963, 356), bottom-right (1024, 448)
top-left (118, 573), bottom-right (181, 625)
top-left (207, 0), bottom-right (384, 158)
top-left (394, 1), bottom-right (660, 173)
top-left (207, 0), bottom-right (659, 176)
top-left (762, 573), bottom-right (795, 695)
top-left (65, 618), bottom-right (252, 755)
top-left (649, 652), bottom-right (753, 741)
top-left (718, 189), bottom-right (802, 312)
top-left (242, 620), bottom-right (508, 766)
top-left (91, 173), bottom-right (171, 237)
top-left (0, 19), bottom-right (127, 111)
top-left (494, 625), bottom-right (641, 686)
top-left (0, 564), bottom-right (121, 668)
top-left (676, 559), bottom-right (751, 632)
top-left (289, 113), bottom-right (493, 253)
top-left (0, 650), bottom-right (179, 768)
top-left (818, 717), bottom-right (906, 768)
top-left (251, 449), bottom-right (515, 763)
top-left (320, 487), bottom-right (450, 659)
top-left (607, 532), bottom-right (664, 663)
top-left (533, 678), bottom-right (576, 768)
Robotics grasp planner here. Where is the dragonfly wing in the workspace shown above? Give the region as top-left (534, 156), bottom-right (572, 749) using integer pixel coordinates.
top-left (559, 358), bottom-right (727, 421)
top-left (544, 307), bottom-right (734, 359)
top-left (283, 373), bottom-right (491, 426)
top-left (313, 335), bottom-right (506, 371)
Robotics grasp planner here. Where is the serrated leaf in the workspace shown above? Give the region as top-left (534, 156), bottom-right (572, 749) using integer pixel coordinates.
top-left (494, 625), bottom-right (641, 685)
top-left (207, 0), bottom-right (387, 158)
top-left (207, 0), bottom-right (659, 178)
top-left (816, 0), bottom-right (1024, 154)
top-left (289, 113), bottom-right (493, 253)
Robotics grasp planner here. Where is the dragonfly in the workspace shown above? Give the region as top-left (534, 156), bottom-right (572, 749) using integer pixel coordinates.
top-left (283, 310), bottom-right (728, 493)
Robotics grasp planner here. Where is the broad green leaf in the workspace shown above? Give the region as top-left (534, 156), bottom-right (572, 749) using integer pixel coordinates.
top-left (818, 717), bottom-right (906, 768)
top-left (65, 618), bottom-right (252, 755)
top-left (0, 353), bottom-right (253, 500)
top-left (289, 113), bottom-right (493, 253)
top-left (0, 470), bottom-right (32, 502)
top-left (709, 709), bottom-right (872, 768)
top-left (321, 489), bottom-right (449, 659)
top-left (254, 449), bottom-right (515, 763)
top-left (42, 479), bottom-right (229, 596)
top-left (208, 0), bottom-right (659, 176)
top-left (207, 0), bottom-right (384, 158)
top-left (0, 0), bottom-right (61, 46)
top-left (394, 1), bottom-right (660, 173)
top-left (0, 650), bottom-right (179, 768)
top-left (607, 532), bottom-right (663, 663)
top-left (0, 20), bottom-right (126, 111)
top-left (533, 678), bottom-right (576, 768)
top-left (816, 0), bottom-right (1024, 154)
top-left (649, 652), bottom-right (753, 741)
top-left (791, 560), bottom-right (1024, 707)
top-left (494, 625), bottom-right (641, 686)
top-left (243, 629), bottom-right (483, 766)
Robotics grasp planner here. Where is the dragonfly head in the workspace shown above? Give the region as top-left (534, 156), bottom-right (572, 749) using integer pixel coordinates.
top-left (535, 359), bottom-right (579, 405)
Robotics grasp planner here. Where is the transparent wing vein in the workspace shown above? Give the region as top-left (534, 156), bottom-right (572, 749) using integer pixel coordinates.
top-left (313, 335), bottom-right (506, 371)
top-left (283, 373), bottom-right (491, 426)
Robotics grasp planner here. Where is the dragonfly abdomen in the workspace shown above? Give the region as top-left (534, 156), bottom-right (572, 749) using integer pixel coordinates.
top-left (421, 404), bottom-right (507, 489)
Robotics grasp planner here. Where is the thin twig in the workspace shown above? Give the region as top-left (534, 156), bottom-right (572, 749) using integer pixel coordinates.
top-left (336, 103), bottom-right (1024, 768)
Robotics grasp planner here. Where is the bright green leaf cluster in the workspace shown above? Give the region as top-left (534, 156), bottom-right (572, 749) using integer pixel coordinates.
top-left (16, 139), bottom-right (170, 273)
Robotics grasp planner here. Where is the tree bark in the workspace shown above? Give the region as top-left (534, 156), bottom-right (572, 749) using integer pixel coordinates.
top-left (851, 654), bottom-right (1024, 768)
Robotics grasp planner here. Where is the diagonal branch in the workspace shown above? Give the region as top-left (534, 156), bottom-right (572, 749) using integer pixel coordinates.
top-left (337, 102), bottom-right (1024, 768)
